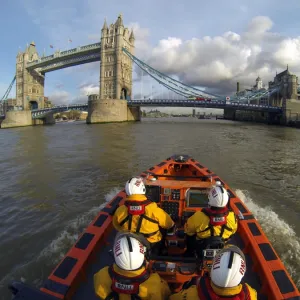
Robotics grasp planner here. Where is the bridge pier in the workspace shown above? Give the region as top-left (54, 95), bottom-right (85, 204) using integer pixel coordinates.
top-left (1, 110), bottom-right (32, 129)
top-left (86, 98), bottom-right (140, 124)
top-left (223, 108), bottom-right (236, 120)
top-left (223, 107), bottom-right (283, 125)
top-left (33, 114), bottom-right (55, 126)
top-left (1, 110), bottom-right (56, 129)
top-left (285, 99), bottom-right (300, 126)
top-left (127, 106), bottom-right (141, 121)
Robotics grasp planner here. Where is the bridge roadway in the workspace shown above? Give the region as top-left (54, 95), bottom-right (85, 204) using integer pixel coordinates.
top-left (26, 43), bottom-right (101, 73)
top-left (31, 99), bottom-right (283, 118)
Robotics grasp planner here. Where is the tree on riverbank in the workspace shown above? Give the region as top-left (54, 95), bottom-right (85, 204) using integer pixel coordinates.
top-left (54, 111), bottom-right (82, 120)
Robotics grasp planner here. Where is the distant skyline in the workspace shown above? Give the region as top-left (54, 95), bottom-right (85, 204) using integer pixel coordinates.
top-left (0, 0), bottom-right (299, 111)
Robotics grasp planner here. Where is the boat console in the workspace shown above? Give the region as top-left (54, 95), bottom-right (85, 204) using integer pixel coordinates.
top-left (148, 233), bottom-right (223, 292)
top-left (144, 179), bottom-right (225, 291)
top-left (145, 179), bottom-right (212, 223)
top-left (148, 244), bottom-right (223, 292)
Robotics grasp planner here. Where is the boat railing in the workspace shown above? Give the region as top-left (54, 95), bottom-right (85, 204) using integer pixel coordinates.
top-left (146, 173), bottom-right (214, 180)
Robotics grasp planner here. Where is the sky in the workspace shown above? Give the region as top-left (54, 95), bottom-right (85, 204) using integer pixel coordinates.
top-left (1, 0), bottom-right (300, 110)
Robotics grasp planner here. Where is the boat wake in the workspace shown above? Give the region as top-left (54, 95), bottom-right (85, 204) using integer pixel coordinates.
top-left (236, 189), bottom-right (300, 289)
top-left (1, 187), bottom-right (299, 299)
top-left (0, 187), bottom-right (123, 299)
top-left (38, 187), bottom-right (123, 262)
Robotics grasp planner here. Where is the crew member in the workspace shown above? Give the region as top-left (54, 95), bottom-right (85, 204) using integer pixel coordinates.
top-left (169, 245), bottom-right (257, 299)
top-left (113, 177), bottom-right (174, 253)
top-left (184, 185), bottom-right (238, 256)
top-left (94, 233), bottom-right (171, 300)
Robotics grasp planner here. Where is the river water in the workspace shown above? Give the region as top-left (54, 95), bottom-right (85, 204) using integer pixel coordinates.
top-left (0, 118), bottom-right (299, 299)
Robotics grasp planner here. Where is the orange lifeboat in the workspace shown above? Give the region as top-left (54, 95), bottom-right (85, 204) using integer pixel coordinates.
top-left (9, 154), bottom-right (300, 299)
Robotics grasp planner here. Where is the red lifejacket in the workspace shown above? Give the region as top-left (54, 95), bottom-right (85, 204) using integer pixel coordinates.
top-left (108, 265), bottom-right (150, 297)
top-left (125, 200), bottom-right (152, 216)
top-left (200, 208), bottom-right (232, 238)
top-left (118, 200), bottom-right (159, 238)
top-left (197, 274), bottom-right (251, 300)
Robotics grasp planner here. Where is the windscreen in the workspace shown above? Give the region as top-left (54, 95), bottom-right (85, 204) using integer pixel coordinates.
top-left (188, 191), bottom-right (208, 207)
top-left (145, 185), bottom-right (160, 203)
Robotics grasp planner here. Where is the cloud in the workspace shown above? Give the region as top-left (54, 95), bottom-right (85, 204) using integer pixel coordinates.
top-left (55, 82), bottom-right (64, 89)
top-left (247, 16), bottom-right (273, 35)
top-left (126, 22), bottom-right (151, 57)
top-left (49, 90), bottom-right (71, 105)
top-left (18, 1), bottom-right (300, 98)
top-left (76, 82), bottom-right (99, 103)
top-left (48, 81), bottom-right (99, 105)
top-left (137, 15), bottom-right (300, 95)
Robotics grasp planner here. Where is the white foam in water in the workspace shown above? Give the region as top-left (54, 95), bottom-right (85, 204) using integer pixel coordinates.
top-left (235, 189), bottom-right (300, 288)
top-left (0, 187), bottom-right (123, 291)
top-left (2, 187), bottom-right (299, 293)
top-left (39, 186), bottom-right (123, 261)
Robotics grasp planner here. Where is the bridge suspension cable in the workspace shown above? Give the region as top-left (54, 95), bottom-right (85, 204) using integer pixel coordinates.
top-left (234, 84), bottom-right (281, 103)
top-left (122, 47), bottom-right (223, 99)
top-left (1, 76), bottom-right (16, 102)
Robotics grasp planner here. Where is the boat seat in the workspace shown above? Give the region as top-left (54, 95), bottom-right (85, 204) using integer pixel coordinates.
top-left (176, 229), bottom-right (185, 239)
top-left (181, 210), bottom-right (196, 225)
top-left (202, 236), bottom-right (225, 249)
top-left (150, 254), bottom-right (197, 263)
top-left (151, 258), bottom-right (198, 275)
top-left (183, 211), bottom-right (196, 218)
top-left (195, 236), bottom-right (225, 259)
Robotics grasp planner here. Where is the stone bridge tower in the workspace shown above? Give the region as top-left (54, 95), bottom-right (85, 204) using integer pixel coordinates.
top-left (85, 14), bottom-right (141, 124)
top-left (100, 14), bottom-right (135, 100)
top-left (16, 42), bottom-right (45, 110)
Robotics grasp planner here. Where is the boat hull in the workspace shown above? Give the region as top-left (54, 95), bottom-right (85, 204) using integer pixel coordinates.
top-left (9, 154), bottom-right (300, 299)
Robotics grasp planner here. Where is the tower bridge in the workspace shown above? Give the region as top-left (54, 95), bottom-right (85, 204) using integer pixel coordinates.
top-left (0, 14), bottom-right (298, 129)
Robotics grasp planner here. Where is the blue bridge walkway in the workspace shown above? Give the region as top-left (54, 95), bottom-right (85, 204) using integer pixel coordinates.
top-left (31, 100), bottom-right (282, 119)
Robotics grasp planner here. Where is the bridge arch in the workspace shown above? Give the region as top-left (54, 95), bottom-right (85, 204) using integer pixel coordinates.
top-left (29, 100), bottom-right (38, 110)
top-left (121, 87), bottom-right (127, 100)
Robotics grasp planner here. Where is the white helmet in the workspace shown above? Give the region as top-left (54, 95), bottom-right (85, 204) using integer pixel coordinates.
top-left (210, 245), bottom-right (246, 288)
top-left (113, 234), bottom-right (147, 271)
top-left (125, 177), bottom-right (146, 195)
top-left (208, 186), bottom-right (229, 207)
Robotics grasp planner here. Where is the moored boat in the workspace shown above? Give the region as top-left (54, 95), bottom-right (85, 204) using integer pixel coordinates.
top-left (9, 154), bottom-right (300, 299)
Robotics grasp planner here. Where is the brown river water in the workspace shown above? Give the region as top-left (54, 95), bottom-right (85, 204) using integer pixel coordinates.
top-left (0, 117), bottom-right (299, 299)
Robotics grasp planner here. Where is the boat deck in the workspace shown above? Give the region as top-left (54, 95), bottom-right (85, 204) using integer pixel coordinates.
top-left (10, 155), bottom-right (299, 300)
top-left (72, 229), bottom-right (266, 300)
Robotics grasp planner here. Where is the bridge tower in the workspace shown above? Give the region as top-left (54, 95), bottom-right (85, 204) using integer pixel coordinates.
top-left (16, 42), bottom-right (45, 110)
top-left (1, 42), bottom-right (46, 128)
top-left (100, 14), bottom-right (134, 100)
top-left (87, 14), bottom-right (140, 124)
